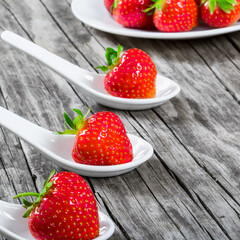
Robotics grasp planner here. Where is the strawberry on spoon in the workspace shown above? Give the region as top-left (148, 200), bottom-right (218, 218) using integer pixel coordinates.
top-left (98, 45), bottom-right (157, 99)
top-left (58, 108), bottom-right (133, 165)
top-left (14, 170), bottom-right (100, 240)
top-left (200, 0), bottom-right (240, 27)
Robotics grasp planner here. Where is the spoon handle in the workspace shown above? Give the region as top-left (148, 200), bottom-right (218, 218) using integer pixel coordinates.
top-left (0, 106), bottom-right (50, 146)
top-left (1, 31), bottom-right (90, 89)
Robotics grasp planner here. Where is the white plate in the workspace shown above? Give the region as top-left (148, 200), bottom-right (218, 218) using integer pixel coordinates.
top-left (0, 201), bottom-right (115, 240)
top-left (71, 0), bottom-right (240, 39)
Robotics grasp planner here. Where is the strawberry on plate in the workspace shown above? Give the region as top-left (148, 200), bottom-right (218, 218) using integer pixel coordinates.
top-left (112, 0), bottom-right (155, 29)
top-left (200, 0), bottom-right (240, 27)
top-left (145, 0), bottom-right (199, 32)
top-left (58, 108), bottom-right (133, 165)
top-left (14, 170), bottom-right (99, 240)
top-left (98, 45), bottom-right (157, 99)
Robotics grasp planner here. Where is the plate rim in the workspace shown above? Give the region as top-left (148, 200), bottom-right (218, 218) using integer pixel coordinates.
top-left (71, 0), bottom-right (240, 39)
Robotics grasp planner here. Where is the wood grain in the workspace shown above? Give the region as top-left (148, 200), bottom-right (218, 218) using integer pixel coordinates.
top-left (0, 0), bottom-right (239, 239)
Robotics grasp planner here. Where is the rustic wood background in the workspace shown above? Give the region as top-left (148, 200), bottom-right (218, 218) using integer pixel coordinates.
top-left (0, 0), bottom-right (240, 239)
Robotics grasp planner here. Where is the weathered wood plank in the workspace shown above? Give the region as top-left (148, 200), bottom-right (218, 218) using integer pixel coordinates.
top-left (33, 1), bottom-right (240, 238)
top-left (41, 2), bottom-right (238, 237)
top-left (0, 1), bottom-right (126, 239)
top-left (188, 36), bottom-right (240, 102)
top-left (0, 0), bottom-right (240, 239)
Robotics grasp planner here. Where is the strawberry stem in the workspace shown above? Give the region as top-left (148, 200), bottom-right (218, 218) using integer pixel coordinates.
top-left (14, 170), bottom-right (56, 218)
top-left (13, 193), bottom-right (41, 199)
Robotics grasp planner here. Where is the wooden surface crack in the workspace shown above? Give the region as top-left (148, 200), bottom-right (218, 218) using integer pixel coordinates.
top-left (180, 200), bottom-right (213, 240)
top-left (212, 37), bottom-right (240, 72)
top-left (194, 192), bottom-right (232, 240)
top-left (152, 108), bottom-right (240, 207)
top-left (0, 1), bottom-right (33, 41)
top-left (188, 40), bottom-right (240, 104)
top-left (226, 35), bottom-right (240, 54)
top-left (38, 0), bottom-right (98, 71)
top-left (135, 166), bottom-right (188, 240)
top-left (154, 150), bottom-right (201, 208)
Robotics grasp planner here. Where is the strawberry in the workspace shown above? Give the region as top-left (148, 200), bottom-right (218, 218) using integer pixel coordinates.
top-left (58, 108), bottom-right (133, 165)
top-left (200, 0), bottom-right (240, 27)
top-left (112, 0), bottom-right (155, 29)
top-left (104, 0), bottom-right (114, 13)
top-left (145, 0), bottom-right (199, 32)
top-left (14, 170), bottom-right (99, 240)
top-left (98, 45), bottom-right (157, 99)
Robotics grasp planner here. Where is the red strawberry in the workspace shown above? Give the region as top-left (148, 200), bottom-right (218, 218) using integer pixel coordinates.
top-left (98, 45), bottom-right (157, 99)
top-left (14, 170), bottom-right (99, 240)
top-left (104, 0), bottom-right (114, 13)
top-left (200, 0), bottom-right (240, 27)
top-left (58, 108), bottom-right (133, 165)
top-left (145, 0), bottom-right (199, 32)
top-left (112, 0), bottom-right (155, 29)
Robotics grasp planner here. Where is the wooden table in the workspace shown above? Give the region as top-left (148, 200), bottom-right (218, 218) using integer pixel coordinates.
top-left (0, 0), bottom-right (240, 239)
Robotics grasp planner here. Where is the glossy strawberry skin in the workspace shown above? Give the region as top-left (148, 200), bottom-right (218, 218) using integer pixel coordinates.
top-left (104, 48), bottom-right (157, 99)
top-left (113, 0), bottom-right (155, 29)
top-left (104, 0), bottom-right (114, 13)
top-left (28, 172), bottom-right (99, 240)
top-left (153, 0), bottom-right (199, 32)
top-left (72, 112), bottom-right (133, 165)
top-left (200, 1), bottom-right (240, 27)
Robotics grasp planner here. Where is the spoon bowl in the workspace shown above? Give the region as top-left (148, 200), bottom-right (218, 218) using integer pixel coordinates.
top-left (0, 200), bottom-right (115, 240)
top-left (1, 31), bottom-right (180, 110)
top-left (0, 106), bottom-right (153, 177)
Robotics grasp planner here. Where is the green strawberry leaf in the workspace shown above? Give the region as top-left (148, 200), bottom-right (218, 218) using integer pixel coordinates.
top-left (143, 0), bottom-right (165, 13)
top-left (14, 170), bottom-right (57, 218)
top-left (216, 0), bottom-right (238, 13)
top-left (56, 129), bottom-right (79, 135)
top-left (113, 0), bottom-right (118, 9)
top-left (96, 45), bottom-right (123, 73)
top-left (209, 0), bottom-right (217, 13)
top-left (57, 108), bottom-right (90, 135)
top-left (23, 208), bottom-right (33, 218)
top-left (41, 182), bottom-right (53, 196)
top-left (64, 112), bottom-right (76, 130)
top-left (105, 47), bottom-right (117, 66)
top-left (22, 198), bottom-right (33, 208)
top-left (73, 108), bottom-right (84, 116)
top-left (13, 192), bottom-right (40, 199)
top-left (43, 169), bottom-right (56, 188)
top-left (97, 66), bottom-right (109, 72)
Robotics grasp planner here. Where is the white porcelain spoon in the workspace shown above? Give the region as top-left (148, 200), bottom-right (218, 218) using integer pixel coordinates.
top-left (1, 30), bottom-right (180, 110)
top-left (0, 200), bottom-right (115, 240)
top-left (0, 106), bottom-right (153, 177)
